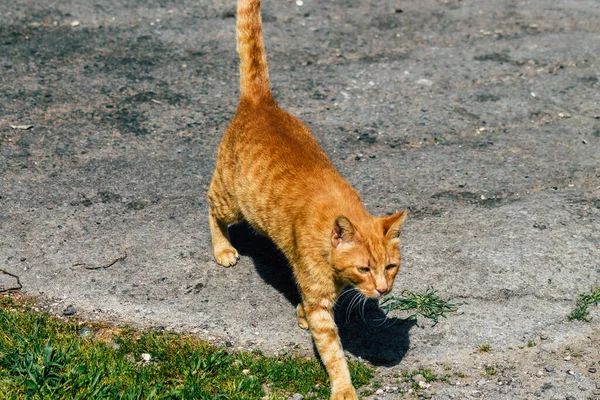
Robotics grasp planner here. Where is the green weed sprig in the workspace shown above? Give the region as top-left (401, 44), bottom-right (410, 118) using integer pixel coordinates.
top-left (568, 286), bottom-right (600, 322)
top-left (381, 287), bottom-right (457, 326)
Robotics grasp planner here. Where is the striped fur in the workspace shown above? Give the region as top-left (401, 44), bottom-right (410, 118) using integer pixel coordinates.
top-left (207, 1), bottom-right (407, 398)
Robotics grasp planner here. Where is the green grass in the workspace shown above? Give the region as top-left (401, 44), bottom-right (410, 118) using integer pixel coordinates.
top-left (380, 287), bottom-right (457, 326)
top-left (478, 343), bottom-right (492, 353)
top-left (480, 365), bottom-right (497, 377)
top-left (401, 368), bottom-right (438, 390)
top-left (568, 286), bottom-right (600, 322)
top-left (0, 295), bottom-right (372, 400)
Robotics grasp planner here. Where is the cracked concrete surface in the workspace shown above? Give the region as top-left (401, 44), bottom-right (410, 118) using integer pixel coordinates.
top-left (1, 0), bottom-right (599, 398)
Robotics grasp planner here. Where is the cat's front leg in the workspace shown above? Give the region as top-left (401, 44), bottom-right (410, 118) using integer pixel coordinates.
top-left (303, 297), bottom-right (357, 400)
top-left (296, 303), bottom-right (309, 330)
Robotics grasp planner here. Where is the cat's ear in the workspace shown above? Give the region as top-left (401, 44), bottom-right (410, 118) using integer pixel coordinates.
top-left (331, 216), bottom-right (358, 248)
top-left (380, 210), bottom-right (407, 240)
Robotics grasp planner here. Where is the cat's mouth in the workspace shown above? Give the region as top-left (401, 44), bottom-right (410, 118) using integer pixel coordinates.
top-left (359, 288), bottom-right (386, 300)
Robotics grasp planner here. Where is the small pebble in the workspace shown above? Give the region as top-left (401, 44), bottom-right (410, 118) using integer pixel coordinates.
top-left (79, 327), bottom-right (93, 338)
top-left (62, 305), bottom-right (77, 316)
top-left (567, 370), bottom-right (575, 376)
top-left (242, 369), bottom-right (250, 375)
top-left (296, 0), bottom-right (303, 5)
top-left (292, 393), bottom-right (304, 400)
top-left (589, 367), bottom-right (597, 373)
top-left (375, 388), bottom-right (384, 395)
top-left (71, 21), bottom-right (80, 27)
top-left (416, 78), bottom-right (434, 86)
top-left (418, 381), bottom-right (431, 389)
top-left (557, 112), bottom-right (572, 118)
top-left (545, 366), bottom-right (554, 372)
top-left (141, 353), bottom-right (151, 362)
top-left (9, 124), bottom-right (33, 130)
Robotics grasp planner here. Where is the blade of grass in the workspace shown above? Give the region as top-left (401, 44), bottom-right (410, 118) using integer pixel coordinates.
top-left (381, 287), bottom-right (457, 326)
top-left (568, 286), bottom-right (600, 322)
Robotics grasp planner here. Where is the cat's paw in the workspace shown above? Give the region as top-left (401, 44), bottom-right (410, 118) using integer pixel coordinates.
top-left (214, 247), bottom-right (239, 267)
top-left (296, 304), bottom-right (309, 330)
top-left (298, 316), bottom-right (308, 330)
top-left (330, 387), bottom-right (358, 400)
top-left (297, 317), bottom-right (309, 330)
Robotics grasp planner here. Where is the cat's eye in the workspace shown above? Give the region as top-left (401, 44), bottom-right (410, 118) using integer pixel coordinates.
top-left (385, 264), bottom-right (397, 271)
top-left (357, 267), bottom-right (370, 273)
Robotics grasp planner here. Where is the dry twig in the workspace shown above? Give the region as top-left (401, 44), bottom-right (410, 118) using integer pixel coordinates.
top-left (73, 249), bottom-right (128, 270)
top-left (0, 269), bottom-right (23, 293)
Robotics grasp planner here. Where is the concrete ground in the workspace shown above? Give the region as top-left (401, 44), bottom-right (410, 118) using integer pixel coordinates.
top-left (1, 0), bottom-right (599, 398)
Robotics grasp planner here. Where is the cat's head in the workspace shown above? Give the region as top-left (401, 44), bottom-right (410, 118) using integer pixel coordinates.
top-left (330, 210), bottom-right (407, 299)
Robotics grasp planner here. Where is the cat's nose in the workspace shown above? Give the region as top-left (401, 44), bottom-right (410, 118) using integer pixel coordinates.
top-left (376, 287), bottom-right (387, 296)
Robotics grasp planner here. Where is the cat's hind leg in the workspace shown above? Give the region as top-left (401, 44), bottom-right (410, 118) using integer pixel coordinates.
top-left (207, 180), bottom-right (240, 267)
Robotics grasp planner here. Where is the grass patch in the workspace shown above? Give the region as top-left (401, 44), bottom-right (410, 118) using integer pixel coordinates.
top-left (0, 295), bottom-right (372, 399)
top-left (380, 287), bottom-right (457, 326)
top-left (478, 343), bottom-right (492, 353)
top-left (480, 365), bottom-right (497, 377)
top-left (401, 368), bottom-right (438, 390)
top-left (568, 286), bottom-right (600, 322)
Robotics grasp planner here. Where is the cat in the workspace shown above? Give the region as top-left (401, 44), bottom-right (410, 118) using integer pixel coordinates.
top-left (207, 0), bottom-right (407, 398)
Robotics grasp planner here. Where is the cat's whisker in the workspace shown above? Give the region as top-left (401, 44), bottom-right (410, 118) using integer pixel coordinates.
top-left (344, 292), bottom-right (357, 323)
top-left (370, 308), bottom-right (394, 327)
top-left (359, 296), bottom-right (368, 324)
top-left (355, 293), bottom-right (367, 323)
top-left (373, 313), bottom-right (390, 327)
top-left (346, 291), bottom-right (362, 324)
top-left (336, 287), bottom-right (356, 307)
top-left (335, 287), bottom-right (353, 315)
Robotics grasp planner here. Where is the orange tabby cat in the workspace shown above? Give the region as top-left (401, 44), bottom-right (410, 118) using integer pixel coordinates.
top-left (207, 0), bottom-right (407, 398)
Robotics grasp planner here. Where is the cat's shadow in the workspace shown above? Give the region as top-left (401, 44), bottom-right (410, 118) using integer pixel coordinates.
top-left (229, 222), bottom-right (414, 366)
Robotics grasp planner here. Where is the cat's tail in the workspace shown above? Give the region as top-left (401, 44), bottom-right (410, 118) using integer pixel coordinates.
top-left (236, 0), bottom-right (273, 105)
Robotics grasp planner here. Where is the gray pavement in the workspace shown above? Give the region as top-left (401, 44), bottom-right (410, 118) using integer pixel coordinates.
top-left (1, 0), bottom-right (599, 398)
